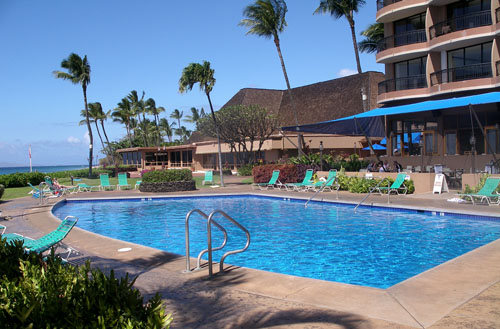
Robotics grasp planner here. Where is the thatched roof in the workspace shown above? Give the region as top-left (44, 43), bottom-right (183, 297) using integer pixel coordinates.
top-left (221, 71), bottom-right (385, 127)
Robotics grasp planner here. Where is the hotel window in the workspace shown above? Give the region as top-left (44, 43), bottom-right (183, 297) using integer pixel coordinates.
top-left (447, 0), bottom-right (490, 18)
top-left (394, 13), bottom-right (426, 46)
top-left (445, 132), bottom-right (458, 155)
top-left (394, 57), bottom-right (427, 91)
top-left (486, 127), bottom-right (499, 154)
top-left (447, 42), bottom-right (492, 82)
top-left (424, 132), bottom-right (437, 155)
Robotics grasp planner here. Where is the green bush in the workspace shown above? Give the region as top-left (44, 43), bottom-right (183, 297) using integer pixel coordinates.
top-left (0, 172), bottom-right (46, 188)
top-left (252, 164), bottom-right (297, 184)
top-left (142, 169), bottom-right (192, 183)
top-left (50, 168), bottom-right (113, 179)
top-left (0, 240), bottom-right (172, 328)
top-left (335, 170), bottom-right (415, 194)
top-left (237, 164), bottom-right (255, 176)
top-left (0, 184), bottom-right (4, 199)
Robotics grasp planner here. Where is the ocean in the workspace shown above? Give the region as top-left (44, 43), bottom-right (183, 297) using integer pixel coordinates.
top-left (0, 165), bottom-right (87, 176)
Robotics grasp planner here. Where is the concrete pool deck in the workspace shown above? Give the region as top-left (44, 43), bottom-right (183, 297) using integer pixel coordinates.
top-left (1, 183), bottom-right (499, 328)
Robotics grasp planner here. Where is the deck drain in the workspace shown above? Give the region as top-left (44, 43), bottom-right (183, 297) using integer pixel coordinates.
top-left (118, 247), bottom-right (132, 252)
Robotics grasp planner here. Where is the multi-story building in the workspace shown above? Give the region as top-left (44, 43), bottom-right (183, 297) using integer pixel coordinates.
top-left (375, 0), bottom-right (500, 172)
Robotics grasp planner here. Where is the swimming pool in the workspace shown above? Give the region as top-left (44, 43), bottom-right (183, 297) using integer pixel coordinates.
top-left (53, 195), bottom-right (500, 288)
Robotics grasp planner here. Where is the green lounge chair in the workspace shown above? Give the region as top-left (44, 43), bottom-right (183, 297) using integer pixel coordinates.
top-left (376, 173), bottom-right (408, 195)
top-left (254, 170), bottom-right (281, 190)
top-left (76, 183), bottom-right (96, 192)
top-left (311, 169), bottom-right (339, 192)
top-left (202, 171), bottom-right (214, 185)
top-left (98, 173), bottom-right (115, 191)
top-left (0, 224), bottom-right (5, 235)
top-left (117, 173), bottom-right (131, 190)
top-left (44, 176), bottom-right (76, 195)
top-left (2, 216), bottom-right (78, 259)
top-left (27, 182), bottom-right (53, 198)
top-left (284, 169), bottom-right (314, 191)
top-left (459, 177), bottom-right (500, 205)
top-left (135, 180), bottom-right (142, 190)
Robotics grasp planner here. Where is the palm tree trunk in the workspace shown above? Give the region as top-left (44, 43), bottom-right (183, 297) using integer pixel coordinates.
top-left (83, 85), bottom-right (93, 177)
top-left (126, 124), bottom-right (133, 146)
top-left (206, 92), bottom-right (225, 187)
top-left (154, 114), bottom-right (161, 145)
top-left (94, 122), bottom-right (105, 151)
top-left (101, 120), bottom-right (116, 166)
top-left (142, 113), bottom-right (149, 147)
top-left (273, 34), bottom-right (303, 156)
top-left (348, 14), bottom-right (362, 74)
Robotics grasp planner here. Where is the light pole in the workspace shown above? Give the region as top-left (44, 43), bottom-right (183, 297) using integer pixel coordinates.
top-left (470, 135), bottom-right (476, 173)
top-left (319, 141), bottom-right (324, 171)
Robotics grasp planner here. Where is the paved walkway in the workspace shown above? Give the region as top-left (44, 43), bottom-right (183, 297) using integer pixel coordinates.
top-left (1, 182), bottom-right (500, 329)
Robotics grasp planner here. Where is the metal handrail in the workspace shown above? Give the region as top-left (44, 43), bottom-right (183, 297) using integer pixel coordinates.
top-left (378, 75), bottom-right (427, 94)
top-left (38, 182), bottom-right (49, 205)
top-left (430, 63), bottom-right (492, 86)
top-left (429, 10), bottom-right (492, 39)
top-left (377, 29), bottom-right (426, 52)
top-left (184, 209), bottom-right (228, 273)
top-left (207, 210), bottom-right (250, 277)
top-left (304, 175), bottom-right (339, 208)
top-left (354, 177), bottom-right (391, 213)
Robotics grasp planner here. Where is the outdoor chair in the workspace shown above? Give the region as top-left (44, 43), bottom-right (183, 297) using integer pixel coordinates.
top-left (2, 216), bottom-right (78, 260)
top-left (117, 173), bottom-right (131, 190)
top-left (310, 169), bottom-right (339, 192)
top-left (253, 170), bottom-right (281, 190)
top-left (376, 173), bottom-right (408, 195)
top-left (458, 177), bottom-right (500, 205)
top-left (27, 182), bottom-right (53, 198)
top-left (283, 169), bottom-right (314, 191)
top-left (0, 224), bottom-right (5, 235)
top-left (98, 173), bottom-right (115, 191)
top-left (202, 171), bottom-right (214, 185)
top-left (44, 176), bottom-right (77, 195)
top-left (76, 183), bottom-right (95, 192)
top-left (135, 180), bottom-right (142, 189)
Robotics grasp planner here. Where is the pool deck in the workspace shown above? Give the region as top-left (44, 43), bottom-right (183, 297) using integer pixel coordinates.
top-left (1, 181), bottom-right (500, 328)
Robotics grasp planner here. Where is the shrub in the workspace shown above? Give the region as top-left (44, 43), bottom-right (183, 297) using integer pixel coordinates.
top-left (50, 168), bottom-right (113, 179)
top-left (142, 169), bottom-right (192, 183)
top-left (252, 164), bottom-right (297, 184)
top-left (0, 240), bottom-right (172, 328)
top-left (237, 164), bottom-right (255, 176)
top-left (0, 184), bottom-right (4, 199)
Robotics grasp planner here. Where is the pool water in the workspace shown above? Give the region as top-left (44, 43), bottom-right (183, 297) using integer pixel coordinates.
top-left (53, 195), bottom-right (500, 288)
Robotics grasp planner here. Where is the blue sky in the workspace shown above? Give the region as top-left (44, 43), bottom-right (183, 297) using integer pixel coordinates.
top-left (0, 0), bottom-right (383, 166)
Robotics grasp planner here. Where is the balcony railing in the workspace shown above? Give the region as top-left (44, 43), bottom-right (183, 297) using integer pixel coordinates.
top-left (377, 0), bottom-right (403, 10)
top-left (377, 29), bottom-right (426, 52)
top-left (429, 11), bottom-right (492, 39)
top-left (378, 75), bottom-right (427, 95)
top-left (430, 63), bottom-right (492, 86)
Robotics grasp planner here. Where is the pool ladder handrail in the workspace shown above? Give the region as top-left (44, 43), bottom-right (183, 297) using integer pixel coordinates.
top-left (304, 175), bottom-right (339, 208)
top-left (185, 209), bottom-right (228, 273)
top-left (38, 182), bottom-right (49, 205)
top-left (184, 209), bottom-right (251, 277)
top-left (353, 177), bottom-right (391, 213)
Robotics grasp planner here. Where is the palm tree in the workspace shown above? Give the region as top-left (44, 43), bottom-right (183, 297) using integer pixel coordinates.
top-left (179, 61), bottom-right (224, 186)
top-left (240, 0), bottom-right (303, 155)
top-left (159, 118), bottom-right (175, 143)
top-left (96, 106), bottom-right (115, 166)
top-left (358, 22), bottom-right (383, 54)
top-left (128, 90), bottom-right (148, 146)
top-left (79, 103), bottom-right (105, 152)
top-left (314, 0), bottom-right (366, 74)
top-left (112, 98), bottom-right (134, 146)
top-left (146, 99), bottom-right (165, 145)
top-left (53, 53), bottom-right (93, 176)
top-left (184, 107), bottom-right (205, 129)
top-left (170, 109), bottom-right (184, 140)
top-left (176, 126), bottom-right (192, 142)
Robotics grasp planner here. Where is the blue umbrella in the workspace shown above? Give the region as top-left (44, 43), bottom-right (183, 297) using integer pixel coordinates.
top-left (363, 144), bottom-right (386, 150)
top-left (380, 132), bottom-right (421, 145)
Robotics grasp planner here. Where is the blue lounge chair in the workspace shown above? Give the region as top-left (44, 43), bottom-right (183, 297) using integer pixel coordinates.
top-left (98, 173), bottom-right (115, 191)
top-left (254, 170), bottom-right (281, 190)
top-left (284, 169), bottom-right (314, 191)
top-left (202, 171), bottom-right (214, 185)
top-left (2, 216), bottom-right (78, 259)
top-left (117, 173), bottom-right (131, 190)
top-left (311, 170), bottom-right (339, 192)
top-left (459, 177), bottom-right (500, 205)
top-left (376, 173), bottom-right (408, 195)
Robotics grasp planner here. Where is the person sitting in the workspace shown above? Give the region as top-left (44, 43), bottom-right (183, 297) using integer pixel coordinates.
top-left (379, 160), bottom-right (390, 172)
top-left (366, 161), bottom-right (375, 172)
top-left (393, 160), bottom-right (403, 173)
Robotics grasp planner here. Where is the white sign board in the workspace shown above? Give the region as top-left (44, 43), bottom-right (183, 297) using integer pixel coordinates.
top-left (433, 173), bottom-right (449, 194)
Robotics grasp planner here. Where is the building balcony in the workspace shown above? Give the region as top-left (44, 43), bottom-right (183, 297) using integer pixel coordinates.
top-left (429, 11), bottom-right (492, 40)
top-left (376, 0), bottom-right (428, 23)
top-left (378, 75), bottom-right (427, 94)
top-left (377, 29), bottom-right (427, 52)
top-left (430, 63), bottom-right (492, 86)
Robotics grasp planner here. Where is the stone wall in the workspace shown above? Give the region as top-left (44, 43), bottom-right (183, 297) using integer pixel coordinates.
top-left (139, 180), bottom-right (196, 193)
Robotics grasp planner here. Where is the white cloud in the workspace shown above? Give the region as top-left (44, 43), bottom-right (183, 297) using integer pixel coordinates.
top-left (67, 136), bottom-right (80, 144)
top-left (338, 68), bottom-right (357, 77)
top-left (83, 132), bottom-right (90, 144)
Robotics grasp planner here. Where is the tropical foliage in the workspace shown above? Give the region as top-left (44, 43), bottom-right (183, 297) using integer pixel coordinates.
top-left (358, 22), bottom-right (383, 54)
top-left (0, 241), bottom-right (172, 328)
top-left (142, 169), bottom-right (193, 183)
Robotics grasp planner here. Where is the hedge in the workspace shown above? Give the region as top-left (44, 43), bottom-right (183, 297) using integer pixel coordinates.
top-left (0, 169), bottom-right (115, 188)
top-left (0, 184), bottom-right (4, 199)
top-left (0, 240), bottom-right (172, 328)
top-left (142, 169), bottom-right (192, 183)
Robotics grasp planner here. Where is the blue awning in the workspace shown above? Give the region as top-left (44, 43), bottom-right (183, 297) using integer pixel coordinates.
top-left (282, 91), bottom-right (500, 137)
top-left (362, 144), bottom-right (386, 150)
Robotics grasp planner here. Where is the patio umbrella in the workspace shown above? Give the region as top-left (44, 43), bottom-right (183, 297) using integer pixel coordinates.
top-left (363, 144), bottom-right (386, 150)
